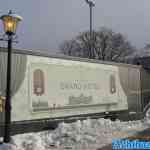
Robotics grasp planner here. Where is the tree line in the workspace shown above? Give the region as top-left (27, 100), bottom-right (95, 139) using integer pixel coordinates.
top-left (59, 27), bottom-right (137, 63)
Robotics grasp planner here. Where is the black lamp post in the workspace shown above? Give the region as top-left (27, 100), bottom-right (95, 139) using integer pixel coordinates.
top-left (0, 10), bottom-right (22, 143)
top-left (85, 0), bottom-right (95, 59)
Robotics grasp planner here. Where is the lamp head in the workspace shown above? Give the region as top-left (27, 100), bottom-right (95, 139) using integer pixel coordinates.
top-left (85, 0), bottom-right (95, 7)
top-left (0, 10), bottom-right (23, 36)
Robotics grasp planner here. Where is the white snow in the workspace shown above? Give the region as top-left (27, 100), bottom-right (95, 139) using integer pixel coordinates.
top-left (0, 118), bottom-right (149, 150)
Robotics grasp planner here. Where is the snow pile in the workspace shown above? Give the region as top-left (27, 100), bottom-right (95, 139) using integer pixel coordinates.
top-left (0, 118), bottom-right (149, 150)
top-left (0, 144), bottom-right (17, 150)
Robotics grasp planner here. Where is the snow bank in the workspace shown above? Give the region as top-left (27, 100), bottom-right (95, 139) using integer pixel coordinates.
top-left (0, 118), bottom-right (149, 150)
top-left (0, 144), bottom-right (17, 150)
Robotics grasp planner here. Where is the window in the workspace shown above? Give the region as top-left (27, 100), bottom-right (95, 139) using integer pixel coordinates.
top-left (33, 69), bottom-right (45, 96)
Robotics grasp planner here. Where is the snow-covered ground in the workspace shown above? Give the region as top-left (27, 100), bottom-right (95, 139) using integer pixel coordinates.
top-left (0, 118), bottom-right (149, 150)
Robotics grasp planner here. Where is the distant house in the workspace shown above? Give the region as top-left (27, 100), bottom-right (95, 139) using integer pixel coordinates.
top-left (125, 48), bottom-right (150, 70)
top-left (132, 56), bottom-right (150, 70)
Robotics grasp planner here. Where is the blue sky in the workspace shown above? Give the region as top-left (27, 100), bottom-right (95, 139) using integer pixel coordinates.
top-left (0, 0), bottom-right (149, 53)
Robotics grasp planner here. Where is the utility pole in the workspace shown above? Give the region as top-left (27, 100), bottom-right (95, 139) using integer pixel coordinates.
top-left (85, 0), bottom-right (95, 59)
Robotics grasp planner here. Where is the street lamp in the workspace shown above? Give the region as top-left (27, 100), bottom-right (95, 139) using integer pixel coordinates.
top-left (85, 0), bottom-right (95, 59)
top-left (0, 10), bottom-right (22, 143)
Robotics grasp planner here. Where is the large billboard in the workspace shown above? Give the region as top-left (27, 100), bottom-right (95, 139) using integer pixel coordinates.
top-left (29, 58), bottom-right (122, 113)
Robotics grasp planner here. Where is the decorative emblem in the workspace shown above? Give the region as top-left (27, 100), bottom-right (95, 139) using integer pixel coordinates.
top-left (33, 69), bottom-right (45, 96)
top-left (110, 74), bottom-right (116, 94)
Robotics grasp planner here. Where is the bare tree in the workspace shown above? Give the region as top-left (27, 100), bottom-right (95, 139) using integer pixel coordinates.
top-left (59, 27), bottom-right (135, 62)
